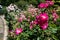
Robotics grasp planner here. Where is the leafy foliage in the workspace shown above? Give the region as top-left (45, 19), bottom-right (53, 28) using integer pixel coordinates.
top-left (3, 0), bottom-right (60, 40)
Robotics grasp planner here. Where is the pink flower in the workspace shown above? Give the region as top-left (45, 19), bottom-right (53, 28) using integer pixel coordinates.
top-left (20, 14), bottom-right (26, 20)
top-left (33, 20), bottom-right (38, 24)
top-left (30, 25), bottom-right (33, 30)
top-left (45, 3), bottom-right (49, 8)
top-left (49, 1), bottom-right (54, 6)
top-left (45, 0), bottom-right (52, 1)
top-left (36, 12), bottom-right (49, 30)
top-left (38, 1), bottom-right (54, 8)
top-left (15, 28), bottom-right (23, 35)
top-left (39, 12), bottom-right (49, 22)
top-left (30, 21), bottom-right (37, 30)
top-left (27, 16), bottom-right (30, 22)
top-left (46, 1), bottom-right (54, 6)
top-left (38, 3), bottom-right (45, 8)
top-left (18, 17), bottom-right (23, 22)
top-left (28, 7), bottom-right (38, 14)
top-left (52, 11), bottom-right (59, 21)
top-left (36, 12), bottom-right (49, 24)
top-left (18, 14), bottom-right (26, 22)
top-left (30, 21), bottom-right (34, 29)
top-left (40, 22), bottom-right (48, 30)
top-left (38, 3), bottom-right (49, 8)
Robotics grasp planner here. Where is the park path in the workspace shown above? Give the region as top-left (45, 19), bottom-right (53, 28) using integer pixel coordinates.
top-left (0, 15), bottom-right (8, 40)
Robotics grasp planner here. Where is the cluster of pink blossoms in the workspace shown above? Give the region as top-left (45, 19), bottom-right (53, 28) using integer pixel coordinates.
top-left (38, 1), bottom-right (54, 8)
top-left (13, 0), bottom-right (59, 35)
top-left (18, 13), bottom-right (26, 22)
top-left (30, 0), bottom-right (58, 30)
top-left (29, 1), bottom-right (54, 30)
top-left (30, 12), bottom-right (49, 30)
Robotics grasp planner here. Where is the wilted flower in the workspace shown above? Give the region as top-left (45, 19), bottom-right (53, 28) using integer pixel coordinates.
top-left (27, 4), bottom-right (38, 14)
top-left (28, 8), bottom-right (38, 13)
top-left (9, 30), bottom-right (15, 37)
top-left (6, 4), bottom-right (15, 12)
top-left (6, 3), bottom-right (19, 12)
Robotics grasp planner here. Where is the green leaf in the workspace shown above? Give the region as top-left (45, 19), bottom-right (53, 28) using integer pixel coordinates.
top-left (51, 35), bottom-right (59, 40)
top-left (16, 36), bottom-right (20, 40)
top-left (37, 37), bottom-right (40, 40)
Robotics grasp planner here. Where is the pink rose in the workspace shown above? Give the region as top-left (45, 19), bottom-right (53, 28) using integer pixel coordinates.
top-left (30, 25), bottom-right (33, 30)
top-left (30, 21), bottom-right (37, 30)
top-left (15, 28), bottom-right (23, 35)
top-left (38, 3), bottom-right (45, 8)
top-left (39, 12), bottom-right (49, 22)
top-left (45, 3), bottom-right (49, 8)
top-left (45, 0), bottom-right (52, 1)
top-left (36, 12), bottom-right (49, 25)
top-left (18, 14), bottom-right (26, 22)
top-left (36, 12), bottom-right (49, 30)
top-left (46, 1), bottom-right (54, 6)
top-left (52, 12), bottom-right (59, 21)
top-left (40, 22), bottom-right (48, 30)
top-left (38, 3), bottom-right (49, 8)
top-left (30, 21), bottom-right (34, 30)
top-left (49, 1), bottom-right (54, 6)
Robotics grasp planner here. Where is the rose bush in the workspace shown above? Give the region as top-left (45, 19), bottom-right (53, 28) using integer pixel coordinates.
top-left (4, 0), bottom-right (60, 40)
